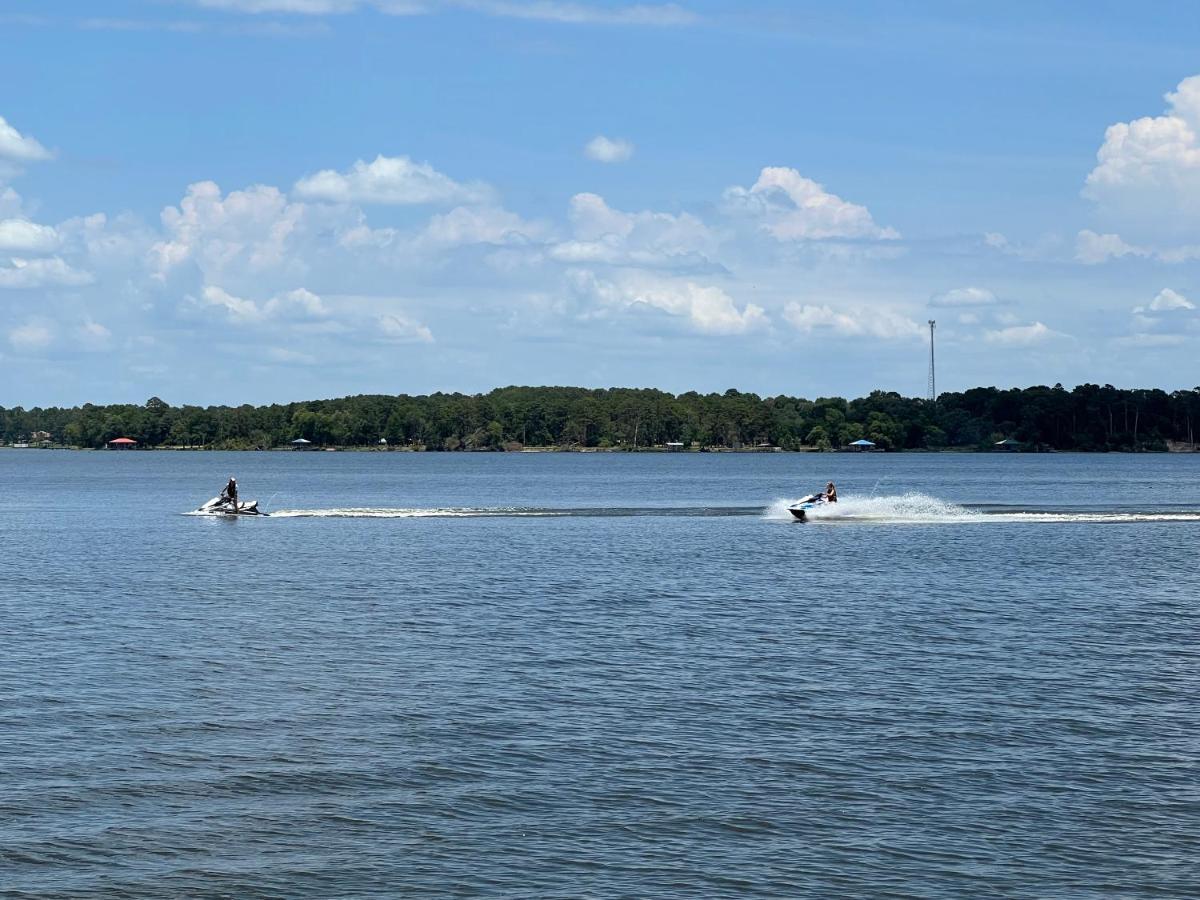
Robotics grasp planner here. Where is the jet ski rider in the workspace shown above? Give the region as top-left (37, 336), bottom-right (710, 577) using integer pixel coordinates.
top-left (824, 481), bottom-right (838, 503)
top-left (221, 476), bottom-right (238, 509)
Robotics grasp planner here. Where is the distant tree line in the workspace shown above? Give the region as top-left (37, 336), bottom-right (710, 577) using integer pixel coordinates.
top-left (2, 384), bottom-right (1199, 451)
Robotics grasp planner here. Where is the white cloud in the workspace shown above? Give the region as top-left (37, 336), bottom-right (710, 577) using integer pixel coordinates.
top-left (1075, 229), bottom-right (1146, 265)
top-left (567, 192), bottom-right (634, 240)
top-left (264, 286), bottom-right (328, 317)
top-left (572, 270), bottom-right (766, 334)
top-left (59, 212), bottom-right (158, 272)
top-left (421, 205), bottom-right (546, 247)
top-left (984, 321), bottom-right (1060, 346)
top-left (0, 115), bottom-right (51, 162)
top-left (1148, 287), bottom-right (1194, 311)
top-left (0, 257), bottom-right (93, 289)
top-left (724, 167), bottom-right (898, 241)
top-left (195, 283), bottom-right (434, 347)
top-left (378, 312), bottom-right (434, 342)
top-left (198, 284), bottom-right (329, 322)
top-left (551, 192), bottom-right (714, 267)
top-left (783, 302), bottom-right (920, 340)
top-left (584, 135), bottom-right (634, 163)
top-left (0, 218), bottom-right (59, 254)
top-left (930, 286), bottom-right (999, 308)
top-left (200, 284), bottom-right (265, 322)
top-left (9, 320), bottom-right (53, 350)
top-left (293, 155), bottom-right (491, 206)
top-left (152, 180), bottom-right (315, 281)
top-left (1084, 75), bottom-right (1200, 239)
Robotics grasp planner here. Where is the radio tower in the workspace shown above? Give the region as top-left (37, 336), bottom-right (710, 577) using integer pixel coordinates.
top-left (927, 320), bottom-right (937, 401)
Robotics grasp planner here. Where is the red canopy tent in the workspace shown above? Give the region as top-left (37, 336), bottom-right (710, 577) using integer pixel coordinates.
top-left (107, 437), bottom-right (138, 449)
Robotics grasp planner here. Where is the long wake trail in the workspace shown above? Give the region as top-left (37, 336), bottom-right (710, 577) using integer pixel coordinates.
top-left (764, 492), bottom-right (1200, 524)
top-left (192, 495), bottom-right (1200, 523)
top-left (270, 506), bottom-right (763, 519)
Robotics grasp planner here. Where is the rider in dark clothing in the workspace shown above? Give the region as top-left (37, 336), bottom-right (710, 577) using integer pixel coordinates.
top-left (824, 481), bottom-right (838, 503)
top-left (221, 477), bottom-right (238, 508)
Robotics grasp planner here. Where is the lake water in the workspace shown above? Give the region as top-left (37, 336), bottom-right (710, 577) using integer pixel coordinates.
top-left (3, 450), bottom-right (1198, 897)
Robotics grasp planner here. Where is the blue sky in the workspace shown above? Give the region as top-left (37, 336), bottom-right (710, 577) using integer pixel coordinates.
top-left (3, 1), bottom-right (1200, 405)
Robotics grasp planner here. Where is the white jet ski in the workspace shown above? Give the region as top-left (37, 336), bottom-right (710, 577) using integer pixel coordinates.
top-left (197, 496), bottom-right (267, 516)
top-left (788, 493), bottom-right (829, 521)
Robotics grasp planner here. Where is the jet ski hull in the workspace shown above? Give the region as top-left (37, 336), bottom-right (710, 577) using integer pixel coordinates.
top-left (788, 493), bottom-right (827, 522)
top-left (197, 496), bottom-right (267, 516)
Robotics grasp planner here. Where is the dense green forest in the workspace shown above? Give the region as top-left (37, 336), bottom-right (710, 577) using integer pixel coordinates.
top-left (2, 384), bottom-right (1198, 452)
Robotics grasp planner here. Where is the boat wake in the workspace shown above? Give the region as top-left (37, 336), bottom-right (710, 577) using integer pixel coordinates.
top-left (764, 492), bottom-right (1200, 524)
top-left (270, 506), bottom-right (763, 519)
top-left (187, 495), bottom-right (1200, 524)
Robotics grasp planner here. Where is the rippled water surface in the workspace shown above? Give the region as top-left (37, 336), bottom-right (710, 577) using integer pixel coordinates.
top-left (3, 451), bottom-right (1198, 897)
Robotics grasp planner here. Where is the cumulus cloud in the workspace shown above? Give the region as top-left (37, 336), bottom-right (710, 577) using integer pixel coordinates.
top-left (1147, 287), bottom-right (1194, 311)
top-left (551, 192), bottom-right (714, 267)
top-left (0, 218), bottom-right (59, 254)
top-left (197, 285), bottom-right (329, 322)
top-left (571, 269), bottom-right (765, 334)
top-left (984, 321), bottom-right (1060, 346)
top-left (1084, 75), bottom-right (1200, 239)
top-left (0, 115), bottom-right (51, 162)
top-left (584, 135), bottom-right (634, 163)
top-left (152, 180), bottom-right (319, 282)
top-left (58, 212), bottom-right (158, 272)
top-left (195, 282), bottom-right (434, 346)
top-left (265, 286), bottom-right (328, 318)
top-left (421, 205), bottom-right (547, 247)
top-left (293, 155), bottom-right (492, 206)
top-left (783, 303), bottom-right (920, 340)
top-left (378, 311), bottom-right (434, 343)
top-left (724, 167), bottom-right (898, 241)
top-left (0, 256), bottom-right (93, 289)
top-left (199, 284), bottom-right (264, 321)
top-left (1075, 229), bottom-right (1146, 264)
top-left (929, 286), bottom-right (999, 308)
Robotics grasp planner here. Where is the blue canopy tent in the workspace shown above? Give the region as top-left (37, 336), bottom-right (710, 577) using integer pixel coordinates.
top-left (848, 439), bottom-right (876, 451)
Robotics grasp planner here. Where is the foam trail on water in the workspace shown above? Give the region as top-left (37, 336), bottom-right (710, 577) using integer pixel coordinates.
top-left (764, 492), bottom-right (980, 523)
top-left (767, 492), bottom-right (1200, 524)
top-left (764, 498), bottom-right (804, 521)
top-left (269, 506), bottom-right (764, 519)
top-left (809, 492), bottom-right (982, 523)
top-left (272, 507), bottom-right (534, 518)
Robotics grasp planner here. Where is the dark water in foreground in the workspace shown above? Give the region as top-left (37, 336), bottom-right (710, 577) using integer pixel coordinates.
top-left (3, 451), bottom-right (1198, 898)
